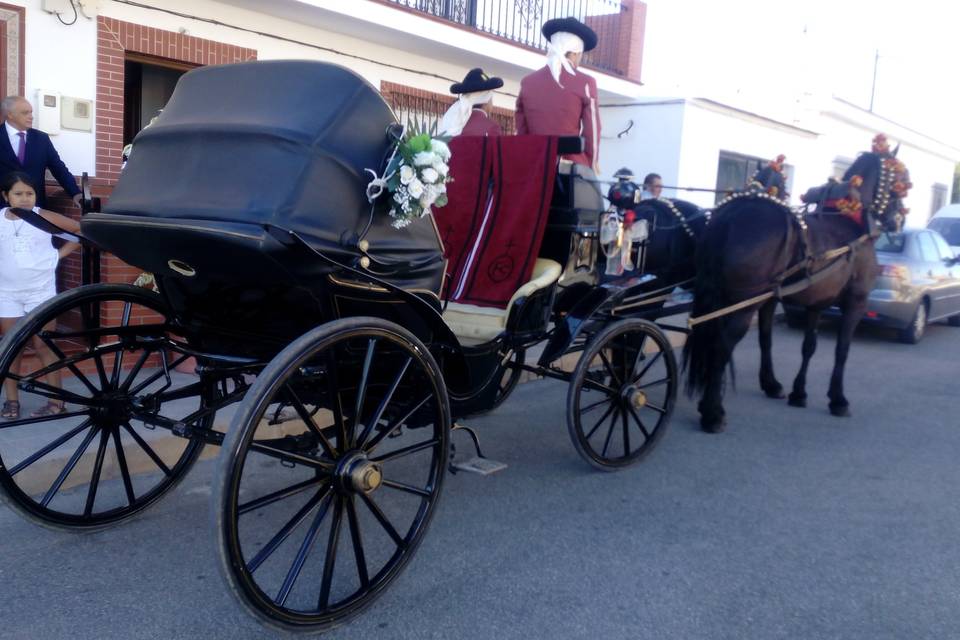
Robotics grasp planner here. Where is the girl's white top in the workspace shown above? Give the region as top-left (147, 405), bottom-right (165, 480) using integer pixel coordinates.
top-left (0, 206), bottom-right (59, 292)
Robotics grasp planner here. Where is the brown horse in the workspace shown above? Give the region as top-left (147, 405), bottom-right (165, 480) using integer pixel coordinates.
top-left (684, 139), bottom-right (911, 432)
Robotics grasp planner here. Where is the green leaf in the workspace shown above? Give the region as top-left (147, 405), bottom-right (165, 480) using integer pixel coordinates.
top-left (434, 193), bottom-right (448, 207)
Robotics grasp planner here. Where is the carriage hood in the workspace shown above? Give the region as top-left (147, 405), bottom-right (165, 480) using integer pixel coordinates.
top-left (91, 59), bottom-right (445, 294)
top-left (107, 60), bottom-right (392, 239)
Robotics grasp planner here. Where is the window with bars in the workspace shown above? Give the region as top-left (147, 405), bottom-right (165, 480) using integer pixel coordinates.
top-left (380, 80), bottom-right (516, 134)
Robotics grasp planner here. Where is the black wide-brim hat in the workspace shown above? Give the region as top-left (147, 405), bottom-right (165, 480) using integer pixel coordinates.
top-left (450, 68), bottom-right (504, 94)
top-left (541, 17), bottom-right (598, 52)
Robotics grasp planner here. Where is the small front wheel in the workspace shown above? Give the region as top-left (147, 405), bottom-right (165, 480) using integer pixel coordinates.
top-left (567, 319), bottom-right (677, 471)
top-left (213, 317), bottom-right (450, 633)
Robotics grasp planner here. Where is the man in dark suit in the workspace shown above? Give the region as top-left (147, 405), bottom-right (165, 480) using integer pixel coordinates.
top-left (0, 96), bottom-right (81, 208)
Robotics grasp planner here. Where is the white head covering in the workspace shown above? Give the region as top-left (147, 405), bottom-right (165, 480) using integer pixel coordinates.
top-left (546, 31), bottom-right (584, 85)
top-left (438, 90), bottom-right (493, 137)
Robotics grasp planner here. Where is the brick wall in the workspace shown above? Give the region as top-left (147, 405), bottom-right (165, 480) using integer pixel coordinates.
top-left (381, 80), bottom-right (516, 134)
top-left (0, 2), bottom-right (25, 97)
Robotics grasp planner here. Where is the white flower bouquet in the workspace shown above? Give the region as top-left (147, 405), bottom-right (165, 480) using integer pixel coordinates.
top-left (382, 129), bottom-right (453, 229)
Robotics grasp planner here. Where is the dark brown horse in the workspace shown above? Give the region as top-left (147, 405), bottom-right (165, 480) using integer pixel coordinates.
top-left (684, 139), bottom-right (911, 432)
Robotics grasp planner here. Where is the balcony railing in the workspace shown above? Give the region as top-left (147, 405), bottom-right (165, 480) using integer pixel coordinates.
top-left (382, 0), bottom-right (634, 78)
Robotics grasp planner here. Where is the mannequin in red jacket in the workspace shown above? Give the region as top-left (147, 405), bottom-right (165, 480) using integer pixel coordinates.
top-left (515, 17), bottom-right (601, 173)
top-left (439, 68), bottom-right (504, 137)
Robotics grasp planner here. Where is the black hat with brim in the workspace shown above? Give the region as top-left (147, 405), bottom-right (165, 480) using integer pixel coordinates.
top-left (541, 17), bottom-right (598, 52)
top-left (450, 68), bottom-right (504, 94)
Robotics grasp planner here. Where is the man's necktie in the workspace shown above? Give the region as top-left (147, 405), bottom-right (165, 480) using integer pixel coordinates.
top-left (16, 132), bottom-right (25, 165)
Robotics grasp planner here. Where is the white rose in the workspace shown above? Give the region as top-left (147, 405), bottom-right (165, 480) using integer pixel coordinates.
top-left (431, 140), bottom-right (451, 161)
top-left (420, 184), bottom-right (438, 208)
top-left (399, 164), bottom-right (415, 185)
top-left (407, 178), bottom-right (424, 198)
top-left (436, 182), bottom-right (446, 194)
top-left (420, 167), bottom-right (439, 184)
top-left (433, 161), bottom-right (449, 177)
top-left (413, 151), bottom-right (438, 167)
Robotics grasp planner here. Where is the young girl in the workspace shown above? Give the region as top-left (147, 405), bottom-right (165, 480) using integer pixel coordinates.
top-left (0, 171), bottom-right (81, 419)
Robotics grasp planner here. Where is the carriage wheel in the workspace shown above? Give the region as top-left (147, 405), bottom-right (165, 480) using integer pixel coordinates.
top-left (0, 284), bottom-right (208, 530)
top-left (490, 347), bottom-right (524, 411)
top-left (214, 317), bottom-right (449, 632)
top-left (567, 319), bottom-right (677, 471)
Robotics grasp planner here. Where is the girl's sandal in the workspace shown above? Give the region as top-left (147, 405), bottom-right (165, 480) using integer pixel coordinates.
top-left (30, 401), bottom-right (67, 418)
top-left (1, 400), bottom-right (20, 420)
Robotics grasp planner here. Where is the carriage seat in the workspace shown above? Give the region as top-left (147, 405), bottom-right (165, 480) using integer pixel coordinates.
top-left (442, 258), bottom-right (562, 345)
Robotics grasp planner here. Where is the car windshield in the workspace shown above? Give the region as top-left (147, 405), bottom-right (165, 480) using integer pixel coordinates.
top-left (928, 218), bottom-right (960, 245)
top-left (875, 232), bottom-right (906, 253)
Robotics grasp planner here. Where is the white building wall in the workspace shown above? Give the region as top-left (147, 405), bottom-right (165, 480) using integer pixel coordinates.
top-left (15, 0), bottom-right (98, 177)
top-left (675, 101), bottom-right (819, 208)
top-left (598, 101), bottom-right (685, 192)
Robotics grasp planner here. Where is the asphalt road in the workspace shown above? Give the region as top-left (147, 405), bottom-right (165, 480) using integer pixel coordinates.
top-left (1, 318), bottom-right (958, 640)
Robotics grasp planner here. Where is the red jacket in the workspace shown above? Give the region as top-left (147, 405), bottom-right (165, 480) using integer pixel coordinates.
top-left (515, 65), bottom-right (600, 171)
top-left (458, 110), bottom-right (502, 137)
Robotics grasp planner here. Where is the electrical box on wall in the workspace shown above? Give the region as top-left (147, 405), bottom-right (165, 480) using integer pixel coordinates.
top-left (61, 97), bottom-right (94, 132)
top-left (41, 0), bottom-right (74, 15)
top-left (35, 90), bottom-right (62, 135)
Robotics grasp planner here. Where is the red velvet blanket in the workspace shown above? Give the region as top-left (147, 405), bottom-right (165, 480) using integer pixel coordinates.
top-left (435, 135), bottom-right (559, 308)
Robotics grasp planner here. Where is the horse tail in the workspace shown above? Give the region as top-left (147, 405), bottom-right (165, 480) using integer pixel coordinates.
top-left (683, 211), bottom-right (733, 397)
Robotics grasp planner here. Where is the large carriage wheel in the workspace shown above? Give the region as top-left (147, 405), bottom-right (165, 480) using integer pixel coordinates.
top-left (0, 284), bottom-right (208, 530)
top-left (567, 319), bottom-right (677, 471)
top-left (213, 317), bottom-right (450, 632)
top-left (490, 347), bottom-right (524, 411)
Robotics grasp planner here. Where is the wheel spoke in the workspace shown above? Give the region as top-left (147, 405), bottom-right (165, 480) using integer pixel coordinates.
top-left (381, 479), bottom-right (432, 499)
top-left (584, 402), bottom-right (616, 440)
top-left (358, 492), bottom-right (404, 547)
top-left (93, 350), bottom-right (110, 390)
top-left (275, 492), bottom-right (335, 607)
top-left (323, 350), bottom-right (348, 451)
top-left (633, 351), bottom-right (663, 384)
top-left (597, 350), bottom-right (622, 387)
top-left (119, 348), bottom-right (152, 392)
top-left (112, 428), bottom-right (137, 506)
top-left (357, 356), bottom-right (411, 449)
top-left (7, 374), bottom-right (95, 406)
top-left (638, 377), bottom-right (670, 390)
top-left (128, 353), bottom-right (189, 395)
top-left (363, 395), bottom-right (431, 454)
top-left (247, 441), bottom-right (334, 472)
top-left (0, 408), bottom-right (89, 430)
top-left (579, 398), bottom-right (609, 414)
top-left (40, 426), bottom-right (100, 508)
top-left (351, 339), bottom-right (377, 448)
top-left (622, 407), bottom-right (630, 456)
top-left (600, 406), bottom-right (620, 458)
top-left (370, 438), bottom-right (440, 464)
top-left (645, 402), bottom-right (668, 415)
top-left (110, 302), bottom-right (133, 388)
top-left (37, 332), bottom-right (99, 395)
top-left (283, 385), bottom-right (336, 459)
top-left (8, 420), bottom-right (92, 476)
top-left (83, 429), bottom-right (111, 516)
top-left (238, 476), bottom-right (327, 515)
top-left (122, 423), bottom-right (171, 476)
top-left (629, 333), bottom-right (650, 379)
top-left (579, 376), bottom-right (617, 395)
top-left (628, 405), bottom-right (651, 439)
top-left (247, 485), bottom-right (330, 573)
top-left (317, 496), bottom-right (344, 610)
top-left (344, 496), bottom-right (370, 589)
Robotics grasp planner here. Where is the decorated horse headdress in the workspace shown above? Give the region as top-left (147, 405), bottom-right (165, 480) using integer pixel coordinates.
top-left (801, 134), bottom-right (911, 234)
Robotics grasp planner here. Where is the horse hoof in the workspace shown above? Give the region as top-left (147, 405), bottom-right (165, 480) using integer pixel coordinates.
top-left (829, 404), bottom-right (851, 417)
top-left (700, 418), bottom-right (726, 434)
top-left (763, 387), bottom-right (786, 399)
top-left (787, 395), bottom-right (807, 408)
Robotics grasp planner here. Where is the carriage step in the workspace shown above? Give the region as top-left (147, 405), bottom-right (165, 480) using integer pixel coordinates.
top-left (451, 456), bottom-right (508, 476)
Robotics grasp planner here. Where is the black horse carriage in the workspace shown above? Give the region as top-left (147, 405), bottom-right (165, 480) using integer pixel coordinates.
top-left (0, 61), bottom-right (682, 631)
